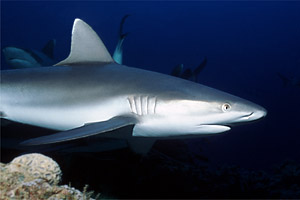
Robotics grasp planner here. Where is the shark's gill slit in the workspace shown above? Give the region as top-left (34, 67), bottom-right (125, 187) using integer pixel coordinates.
top-left (128, 96), bottom-right (151, 116)
top-left (127, 97), bottom-right (132, 113)
top-left (147, 96), bottom-right (157, 115)
top-left (136, 96), bottom-right (142, 115)
top-left (133, 96), bottom-right (138, 115)
top-left (142, 96), bottom-right (148, 115)
top-left (127, 97), bottom-right (136, 114)
top-left (146, 96), bottom-right (151, 115)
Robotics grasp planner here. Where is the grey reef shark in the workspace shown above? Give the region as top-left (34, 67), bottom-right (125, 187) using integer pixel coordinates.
top-left (0, 18), bottom-right (267, 154)
top-left (2, 39), bottom-right (56, 69)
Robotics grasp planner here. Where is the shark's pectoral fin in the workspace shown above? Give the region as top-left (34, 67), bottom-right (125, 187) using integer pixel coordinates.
top-left (21, 116), bottom-right (137, 146)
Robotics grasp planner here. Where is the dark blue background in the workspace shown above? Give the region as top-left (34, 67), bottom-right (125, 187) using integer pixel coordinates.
top-left (1, 0), bottom-right (300, 192)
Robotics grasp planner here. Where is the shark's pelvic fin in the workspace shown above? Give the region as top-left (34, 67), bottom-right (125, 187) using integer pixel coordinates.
top-left (55, 18), bottom-right (114, 66)
top-left (20, 116), bottom-right (137, 145)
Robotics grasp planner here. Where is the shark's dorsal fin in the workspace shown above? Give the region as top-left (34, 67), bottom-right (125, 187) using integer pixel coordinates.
top-left (55, 18), bottom-right (113, 66)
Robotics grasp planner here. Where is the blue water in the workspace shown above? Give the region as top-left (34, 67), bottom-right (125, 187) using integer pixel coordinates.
top-left (1, 1), bottom-right (300, 198)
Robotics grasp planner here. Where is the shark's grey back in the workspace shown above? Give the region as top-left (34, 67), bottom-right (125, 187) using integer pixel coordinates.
top-left (1, 63), bottom-right (193, 101)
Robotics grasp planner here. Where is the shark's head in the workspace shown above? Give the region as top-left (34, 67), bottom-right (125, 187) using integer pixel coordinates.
top-left (133, 83), bottom-right (267, 137)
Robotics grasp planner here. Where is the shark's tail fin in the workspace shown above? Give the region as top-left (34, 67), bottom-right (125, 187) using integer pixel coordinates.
top-left (113, 14), bottom-right (131, 64)
top-left (119, 14), bottom-right (130, 39)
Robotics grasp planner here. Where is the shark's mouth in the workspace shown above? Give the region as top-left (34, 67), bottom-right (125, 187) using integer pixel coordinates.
top-left (240, 112), bottom-right (254, 120)
top-left (229, 112), bottom-right (260, 127)
top-left (197, 112), bottom-right (255, 132)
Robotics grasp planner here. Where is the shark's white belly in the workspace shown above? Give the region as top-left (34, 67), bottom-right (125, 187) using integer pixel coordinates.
top-left (2, 95), bottom-right (130, 131)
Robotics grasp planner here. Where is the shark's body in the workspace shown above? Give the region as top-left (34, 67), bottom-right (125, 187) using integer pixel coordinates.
top-left (1, 19), bottom-right (266, 153)
top-left (2, 63), bottom-right (211, 132)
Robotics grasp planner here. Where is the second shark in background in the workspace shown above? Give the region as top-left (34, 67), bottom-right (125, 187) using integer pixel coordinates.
top-left (171, 57), bottom-right (207, 83)
top-left (2, 39), bottom-right (56, 69)
top-left (112, 15), bottom-right (130, 65)
top-left (277, 72), bottom-right (300, 88)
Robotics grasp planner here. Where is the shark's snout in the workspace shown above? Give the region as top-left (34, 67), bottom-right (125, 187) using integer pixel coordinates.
top-left (250, 107), bottom-right (267, 121)
top-left (228, 104), bottom-right (267, 127)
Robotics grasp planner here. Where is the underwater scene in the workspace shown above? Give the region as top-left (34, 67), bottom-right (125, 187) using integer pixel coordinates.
top-left (1, 1), bottom-right (300, 199)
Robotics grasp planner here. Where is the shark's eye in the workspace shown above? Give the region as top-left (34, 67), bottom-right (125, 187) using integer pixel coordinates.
top-left (222, 103), bottom-right (231, 112)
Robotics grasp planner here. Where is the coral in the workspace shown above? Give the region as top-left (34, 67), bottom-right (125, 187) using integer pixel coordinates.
top-left (10, 153), bottom-right (62, 185)
top-left (0, 153), bottom-right (97, 200)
